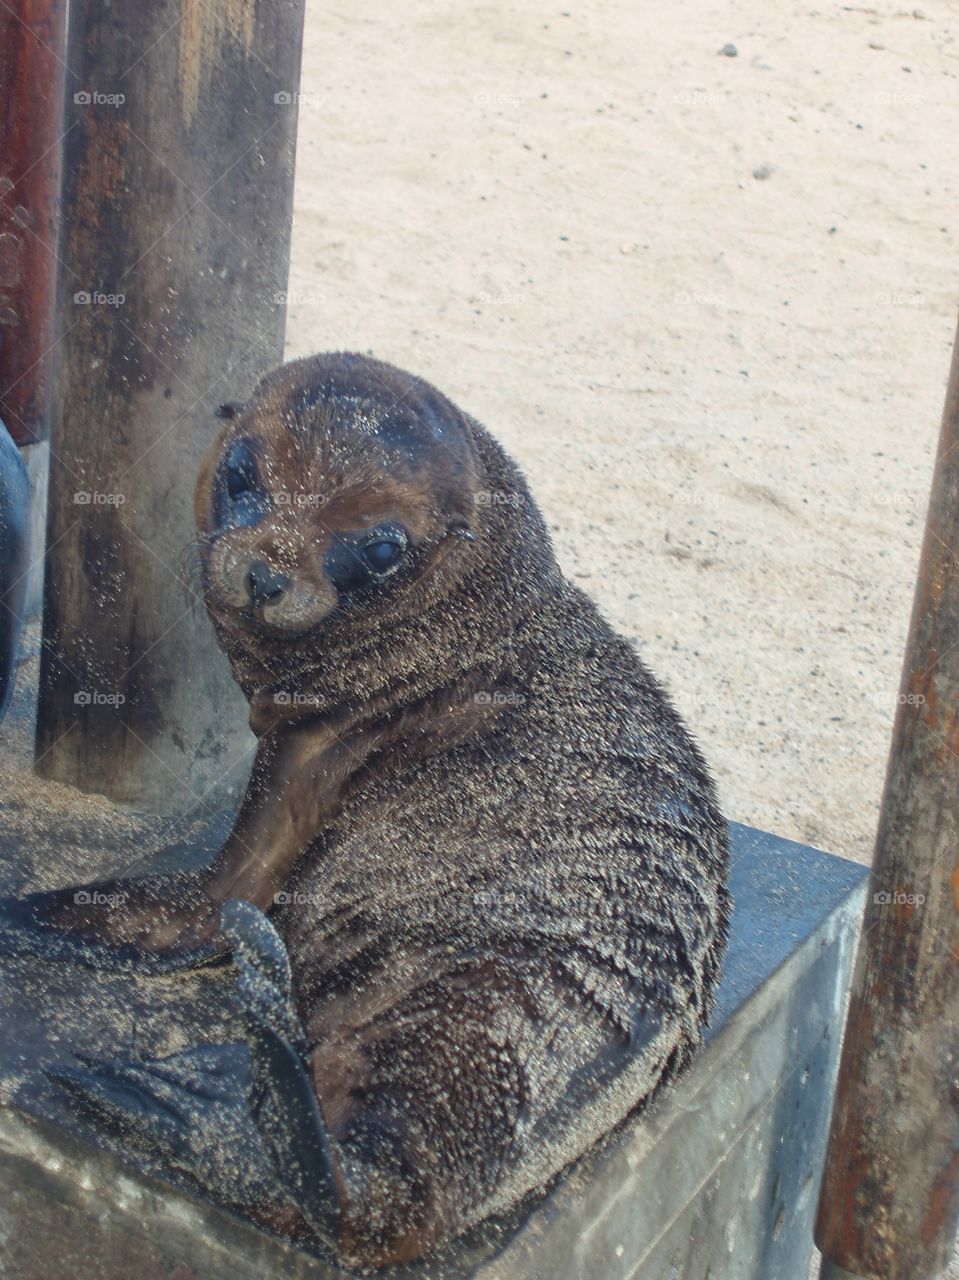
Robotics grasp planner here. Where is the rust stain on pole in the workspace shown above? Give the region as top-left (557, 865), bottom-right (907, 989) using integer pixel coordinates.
top-left (0, 0), bottom-right (67, 446)
top-left (816, 313), bottom-right (959, 1278)
top-left (177, 1), bottom-right (258, 122)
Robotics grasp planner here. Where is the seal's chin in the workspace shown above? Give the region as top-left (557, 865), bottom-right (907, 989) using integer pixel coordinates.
top-left (241, 610), bottom-right (323, 641)
top-left (257, 596), bottom-right (335, 636)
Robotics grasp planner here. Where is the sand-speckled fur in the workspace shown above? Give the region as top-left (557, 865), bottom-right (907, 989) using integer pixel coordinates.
top-left (195, 354), bottom-right (730, 1264)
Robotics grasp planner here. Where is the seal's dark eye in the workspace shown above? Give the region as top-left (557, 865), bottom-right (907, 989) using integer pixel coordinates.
top-left (226, 442), bottom-right (258, 498)
top-left (325, 524), bottom-right (409, 593)
top-left (363, 538), bottom-right (405, 573)
top-left (217, 439), bottom-right (268, 529)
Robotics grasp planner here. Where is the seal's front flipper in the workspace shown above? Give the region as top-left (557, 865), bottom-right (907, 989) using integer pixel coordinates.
top-left (0, 721), bottom-right (361, 975)
top-left (220, 899), bottom-right (341, 1246)
top-left (0, 872), bottom-right (227, 973)
top-left (45, 1042), bottom-right (285, 1207)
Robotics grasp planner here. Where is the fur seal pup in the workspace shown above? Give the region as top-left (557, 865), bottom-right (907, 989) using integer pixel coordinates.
top-left (0, 354), bottom-right (729, 1266)
top-left (0, 416), bottom-right (29, 722)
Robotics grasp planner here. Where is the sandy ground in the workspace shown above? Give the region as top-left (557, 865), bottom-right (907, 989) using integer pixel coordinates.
top-left (286, 0), bottom-right (959, 870)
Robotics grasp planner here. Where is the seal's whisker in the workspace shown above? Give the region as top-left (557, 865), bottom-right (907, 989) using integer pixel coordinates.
top-left (180, 537), bottom-right (212, 607)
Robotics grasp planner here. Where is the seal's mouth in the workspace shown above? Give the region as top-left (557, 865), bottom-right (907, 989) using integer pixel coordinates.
top-left (208, 593), bottom-right (333, 644)
top-left (238, 604), bottom-right (321, 641)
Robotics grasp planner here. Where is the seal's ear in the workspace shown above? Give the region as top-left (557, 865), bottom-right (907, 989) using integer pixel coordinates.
top-left (214, 401), bottom-right (244, 420)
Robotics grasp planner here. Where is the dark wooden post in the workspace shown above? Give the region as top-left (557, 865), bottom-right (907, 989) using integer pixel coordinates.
top-left (34, 0), bottom-right (307, 812)
top-left (816, 314), bottom-right (959, 1279)
top-left (0, 0), bottom-right (67, 447)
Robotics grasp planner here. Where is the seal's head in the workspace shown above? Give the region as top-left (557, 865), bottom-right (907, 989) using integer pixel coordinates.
top-left (194, 354), bottom-right (556, 723)
top-left (195, 353), bottom-right (482, 641)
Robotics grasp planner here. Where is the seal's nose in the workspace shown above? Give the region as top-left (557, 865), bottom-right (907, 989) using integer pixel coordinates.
top-left (246, 560), bottom-right (290, 608)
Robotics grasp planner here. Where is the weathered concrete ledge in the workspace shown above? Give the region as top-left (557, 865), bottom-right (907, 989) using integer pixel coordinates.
top-left (0, 823), bottom-right (865, 1280)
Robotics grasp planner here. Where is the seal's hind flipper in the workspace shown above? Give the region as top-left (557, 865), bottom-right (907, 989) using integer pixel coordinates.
top-left (220, 899), bottom-right (340, 1245)
top-left (47, 1043), bottom-right (247, 1142)
top-left (44, 1043), bottom-right (284, 1206)
top-left (41, 903), bottom-right (342, 1246)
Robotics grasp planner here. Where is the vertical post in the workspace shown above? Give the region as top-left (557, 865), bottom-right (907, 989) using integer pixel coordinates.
top-left (0, 0), bottom-right (67, 447)
top-left (34, 0), bottom-right (307, 813)
top-left (816, 315), bottom-right (959, 1279)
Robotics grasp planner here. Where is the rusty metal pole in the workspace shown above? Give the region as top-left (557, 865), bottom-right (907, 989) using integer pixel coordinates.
top-left (815, 315), bottom-right (959, 1279)
top-left (0, 0), bottom-right (67, 447)
top-left (34, 0), bottom-right (307, 812)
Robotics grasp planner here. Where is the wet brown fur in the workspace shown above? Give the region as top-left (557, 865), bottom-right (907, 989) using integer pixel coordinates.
top-left (37, 354), bottom-right (730, 1267)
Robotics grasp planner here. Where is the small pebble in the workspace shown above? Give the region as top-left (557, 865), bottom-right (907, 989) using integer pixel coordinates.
top-left (719, 42), bottom-right (738, 57)
top-left (752, 164), bottom-right (773, 180)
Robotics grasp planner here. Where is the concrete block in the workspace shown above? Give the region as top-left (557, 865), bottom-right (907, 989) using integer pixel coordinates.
top-left (0, 822), bottom-right (866, 1279)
